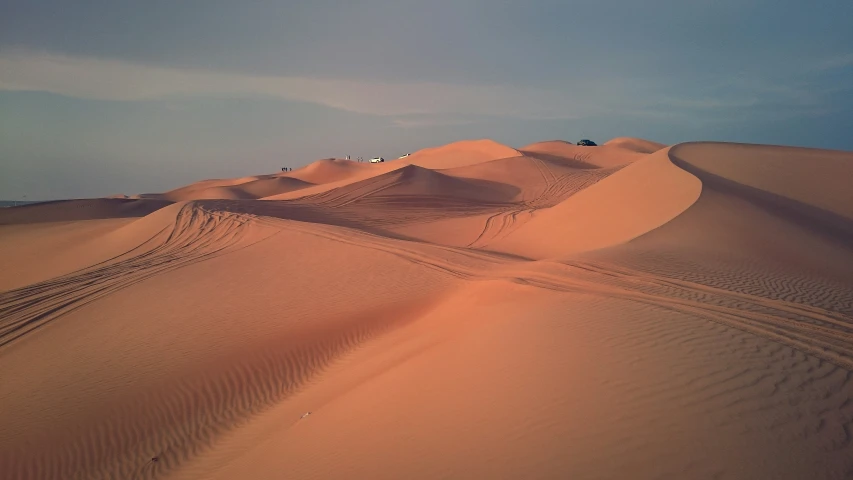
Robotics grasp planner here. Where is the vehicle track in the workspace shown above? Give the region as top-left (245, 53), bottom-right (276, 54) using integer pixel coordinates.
top-left (468, 166), bottom-right (624, 248)
top-left (273, 219), bottom-right (853, 372)
top-left (4, 202), bottom-right (853, 478)
top-left (0, 204), bottom-right (265, 350)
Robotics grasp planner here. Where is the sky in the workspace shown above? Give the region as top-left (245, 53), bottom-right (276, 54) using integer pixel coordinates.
top-left (1, 0), bottom-right (852, 200)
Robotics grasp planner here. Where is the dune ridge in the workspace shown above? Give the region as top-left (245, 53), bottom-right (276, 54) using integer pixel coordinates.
top-left (603, 136), bottom-right (667, 153)
top-left (298, 164), bottom-right (520, 207)
top-left (404, 139), bottom-right (522, 170)
top-left (520, 138), bottom-right (655, 168)
top-left (156, 176), bottom-right (314, 202)
top-left (2, 137), bottom-right (853, 479)
top-left (670, 141), bottom-right (853, 220)
top-left (286, 158), bottom-right (371, 185)
top-left (485, 147), bottom-right (702, 258)
top-left (262, 139), bottom-right (524, 202)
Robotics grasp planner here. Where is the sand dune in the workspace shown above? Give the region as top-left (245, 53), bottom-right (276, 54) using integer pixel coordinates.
top-left (300, 164), bottom-right (520, 206)
top-left (603, 136), bottom-right (667, 153)
top-left (262, 162), bottom-right (401, 201)
top-left (404, 138), bottom-right (522, 170)
top-left (2, 137), bottom-right (853, 479)
top-left (439, 154), bottom-right (593, 202)
top-left (262, 139), bottom-right (523, 202)
top-left (670, 141), bottom-right (853, 220)
top-left (521, 138), bottom-right (652, 168)
top-left (0, 198), bottom-right (172, 225)
top-left (157, 175), bottom-right (314, 201)
top-left (286, 158), bottom-right (371, 185)
top-left (486, 147), bottom-right (701, 258)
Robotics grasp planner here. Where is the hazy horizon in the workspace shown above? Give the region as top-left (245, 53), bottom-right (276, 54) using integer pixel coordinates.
top-left (2, 0), bottom-right (852, 200)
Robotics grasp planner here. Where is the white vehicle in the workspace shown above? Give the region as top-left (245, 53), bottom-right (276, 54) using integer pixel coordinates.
top-left (399, 153), bottom-right (411, 158)
top-left (370, 157), bottom-right (385, 163)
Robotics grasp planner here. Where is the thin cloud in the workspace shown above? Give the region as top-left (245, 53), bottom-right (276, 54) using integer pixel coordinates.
top-left (391, 116), bottom-right (479, 128)
top-left (3, 49), bottom-right (842, 131)
top-left (813, 53), bottom-right (853, 71)
top-left (0, 50), bottom-right (611, 120)
top-left (657, 97), bottom-right (762, 109)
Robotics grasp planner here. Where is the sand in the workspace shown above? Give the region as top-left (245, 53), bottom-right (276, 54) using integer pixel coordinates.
top-left (2, 137), bottom-right (853, 479)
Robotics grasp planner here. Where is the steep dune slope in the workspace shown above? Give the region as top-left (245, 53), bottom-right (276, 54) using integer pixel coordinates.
top-left (486, 148), bottom-right (702, 259)
top-left (670, 141), bottom-right (853, 220)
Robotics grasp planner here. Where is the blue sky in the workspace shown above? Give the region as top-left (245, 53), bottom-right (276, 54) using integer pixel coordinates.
top-left (1, 0), bottom-right (851, 199)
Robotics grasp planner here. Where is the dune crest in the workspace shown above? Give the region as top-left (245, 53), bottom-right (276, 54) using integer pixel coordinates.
top-left (486, 148), bottom-right (702, 258)
top-left (404, 138), bottom-right (522, 170)
top-left (670, 141), bottom-right (853, 220)
top-left (157, 176), bottom-right (314, 201)
top-left (261, 139), bottom-right (522, 202)
top-left (286, 158), bottom-right (371, 185)
top-left (521, 139), bottom-right (651, 168)
top-left (299, 164), bottom-right (520, 207)
top-left (603, 136), bottom-right (667, 153)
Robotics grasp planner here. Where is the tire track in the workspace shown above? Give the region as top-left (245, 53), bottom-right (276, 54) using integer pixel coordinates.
top-left (6, 196), bottom-right (853, 477)
top-left (268, 219), bottom-right (853, 372)
top-left (0, 204), bottom-right (265, 350)
top-left (467, 166), bottom-right (624, 248)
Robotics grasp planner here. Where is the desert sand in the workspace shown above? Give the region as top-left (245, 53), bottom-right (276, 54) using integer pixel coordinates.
top-left (1, 137), bottom-right (853, 479)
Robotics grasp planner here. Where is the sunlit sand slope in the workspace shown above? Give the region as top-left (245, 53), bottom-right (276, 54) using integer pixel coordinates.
top-left (2, 138), bottom-right (852, 480)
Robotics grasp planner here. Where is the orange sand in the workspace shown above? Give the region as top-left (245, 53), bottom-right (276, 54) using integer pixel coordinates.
top-left (2, 137), bottom-right (853, 479)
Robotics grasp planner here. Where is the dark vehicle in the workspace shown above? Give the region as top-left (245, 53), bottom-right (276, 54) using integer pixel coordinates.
top-left (577, 139), bottom-right (597, 146)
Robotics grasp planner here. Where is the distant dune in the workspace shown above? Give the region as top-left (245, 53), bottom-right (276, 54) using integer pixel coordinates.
top-left (603, 136), bottom-right (668, 153)
top-left (403, 138), bottom-right (522, 169)
top-left (152, 175), bottom-right (314, 201)
top-left (0, 198), bottom-right (172, 225)
top-left (2, 137), bottom-right (853, 479)
top-left (520, 138), bottom-right (654, 168)
top-left (287, 158), bottom-right (370, 185)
